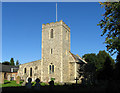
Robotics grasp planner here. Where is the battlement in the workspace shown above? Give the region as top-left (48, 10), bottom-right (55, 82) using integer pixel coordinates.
top-left (42, 20), bottom-right (70, 31)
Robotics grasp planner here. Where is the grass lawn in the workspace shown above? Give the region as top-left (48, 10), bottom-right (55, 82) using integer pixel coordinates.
top-left (0, 80), bottom-right (23, 87)
top-left (0, 80), bottom-right (49, 87)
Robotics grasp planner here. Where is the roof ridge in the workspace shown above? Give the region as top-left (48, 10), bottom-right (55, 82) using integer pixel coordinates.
top-left (76, 54), bottom-right (87, 64)
top-left (21, 59), bottom-right (41, 65)
top-left (69, 51), bottom-right (77, 61)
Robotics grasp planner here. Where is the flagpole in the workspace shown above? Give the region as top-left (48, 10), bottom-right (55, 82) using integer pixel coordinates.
top-left (56, 2), bottom-right (57, 21)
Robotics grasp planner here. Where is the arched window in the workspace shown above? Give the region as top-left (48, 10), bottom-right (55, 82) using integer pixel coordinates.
top-left (30, 68), bottom-right (32, 77)
top-left (52, 65), bottom-right (54, 73)
top-left (49, 64), bottom-right (54, 74)
top-left (49, 65), bottom-right (51, 74)
top-left (51, 29), bottom-right (53, 38)
top-left (24, 68), bottom-right (26, 74)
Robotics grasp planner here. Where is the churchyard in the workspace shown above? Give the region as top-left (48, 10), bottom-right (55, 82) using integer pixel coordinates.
top-left (1, 77), bottom-right (120, 93)
top-left (0, 80), bottom-right (49, 88)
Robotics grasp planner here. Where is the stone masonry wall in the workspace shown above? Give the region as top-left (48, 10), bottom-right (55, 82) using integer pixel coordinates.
top-left (62, 23), bottom-right (70, 83)
top-left (41, 21), bottom-right (63, 82)
top-left (17, 60), bottom-right (41, 82)
top-left (41, 20), bottom-right (71, 83)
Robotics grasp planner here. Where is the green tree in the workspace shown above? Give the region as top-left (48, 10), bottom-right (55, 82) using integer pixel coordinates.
top-left (79, 53), bottom-right (97, 85)
top-left (2, 61), bottom-right (10, 65)
top-left (82, 53), bottom-right (97, 65)
top-left (96, 50), bottom-right (115, 71)
top-left (10, 58), bottom-right (15, 66)
top-left (79, 51), bottom-right (115, 84)
top-left (16, 60), bottom-right (19, 66)
top-left (97, 2), bottom-right (120, 61)
top-left (97, 56), bottom-right (114, 80)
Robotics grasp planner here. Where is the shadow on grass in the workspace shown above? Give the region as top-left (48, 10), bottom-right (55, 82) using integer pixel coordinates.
top-left (1, 80), bottom-right (120, 93)
top-left (0, 85), bottom-right (111, 93)
top-left (4, 82), bottom-right (11, 84)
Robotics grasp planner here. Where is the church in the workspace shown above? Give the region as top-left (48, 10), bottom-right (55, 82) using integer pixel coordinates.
top-left (18, 20), bottom-right (87, 83)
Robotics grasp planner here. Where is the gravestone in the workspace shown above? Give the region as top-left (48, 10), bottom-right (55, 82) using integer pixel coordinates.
top-left (48, 79), bottom-right (55, 91)
top-left (74, 77), bottom-right (79, 86)
top-left (49, 80), bottom-right (54, 87)
top-left (22, 74), bottom-right (27, 86)
top-left (16, 76), bottom-right (20, 84)
top-left (75, 77), bottom-right (79, 85)
top-left (34, 78), bottom-right (41, 91)
top-left (25, 78), bottom-right (32, 89)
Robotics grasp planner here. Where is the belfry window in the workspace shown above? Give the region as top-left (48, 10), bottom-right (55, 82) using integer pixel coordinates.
top-left (49, 64), bottom-right (54, 74)
top-left (51, 48), bottom-right (53, 54)
top-left (51, 29), bottom-right (53, 38)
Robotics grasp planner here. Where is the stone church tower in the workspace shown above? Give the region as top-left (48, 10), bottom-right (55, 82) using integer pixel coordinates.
top-left (41, 20), bottom-right (70, 83)
top-left (17, 20), bottom-right (87, 83)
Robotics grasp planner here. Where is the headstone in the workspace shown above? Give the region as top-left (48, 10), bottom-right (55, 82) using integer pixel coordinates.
top-left (34, 78), bottom-right (41, 91)
top-left (49, 80), bottom-right (54, 87)
top-left (74, 77), bottom-right (79, 85)
top-left (16, 76), bottom-right (20, 84)
top-left (25, 78), bottom-right (32, 89)
top-left (49, 80), bottom-right (54, 91)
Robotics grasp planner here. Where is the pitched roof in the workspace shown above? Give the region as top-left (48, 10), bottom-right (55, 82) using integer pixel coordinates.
top-left (20, 59), bottom-right (41, 65)
top-left (76, 54), bottom-right (87, 64)
top-left (0, 63), bottom-right (19, 72)
top-left (69, 51), bottom-right (87, 64)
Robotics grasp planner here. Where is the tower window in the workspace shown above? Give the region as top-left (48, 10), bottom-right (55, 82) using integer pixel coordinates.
top-left (52, 65), bottom-right (54, 73)
top-left (51, 29), bottom-right (53, 38)
top-left (30, 68), bottom-right (32, 77)
top-left (49, 65), bottom-right (51, 74)
top-left (49, 64), bottom-right (54, 74)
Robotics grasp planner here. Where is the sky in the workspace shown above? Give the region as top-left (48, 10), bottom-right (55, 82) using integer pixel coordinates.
top-left (2, 2), bottom-right (117, 64)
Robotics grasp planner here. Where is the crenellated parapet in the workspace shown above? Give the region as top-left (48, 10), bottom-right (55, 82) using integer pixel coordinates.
top-left (42, 20), bottom-right (70, 31)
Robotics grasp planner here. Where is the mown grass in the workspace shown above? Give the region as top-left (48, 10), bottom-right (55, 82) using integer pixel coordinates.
top-left (0, 80), bottom-right (49, 87)
top-left (0, 80), bottom-right (23, 87)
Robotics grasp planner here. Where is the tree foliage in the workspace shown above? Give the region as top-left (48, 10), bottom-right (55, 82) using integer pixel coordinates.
top-left (80, 53), bottom-right (97, 85)
top-left (96, 50), bottom-right (115, 71)
top-left (16, 60), bottom-right (19, 66)
top-left (82, 53), bottom-right (97, 65)
top-left (98, 2), bottom-right (120, 55)
top-left (97, 1), bottom-right (120, 81)
top-left (97, 56), bottom-right (114, 80)
top-left (78, 50), bottom-right (115, 84)
top-left (10, 58), bottom-right (15, 66)
top-left (2, 61), bottom-right (10, 65)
